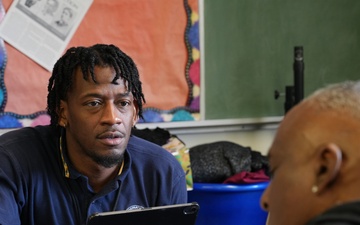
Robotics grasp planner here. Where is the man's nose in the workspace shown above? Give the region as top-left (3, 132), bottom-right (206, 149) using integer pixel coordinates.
top-left (101, 103), bottom-right (122, 125)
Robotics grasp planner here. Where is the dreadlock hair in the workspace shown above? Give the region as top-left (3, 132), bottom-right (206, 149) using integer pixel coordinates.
top-left (47, 44), bottom-right (146, 127)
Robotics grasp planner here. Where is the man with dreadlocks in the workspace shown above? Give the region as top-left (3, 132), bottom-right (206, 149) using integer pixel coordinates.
top-left (0, 44), bottom-right (188, 225)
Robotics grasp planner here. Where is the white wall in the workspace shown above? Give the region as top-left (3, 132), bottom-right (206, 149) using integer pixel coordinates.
top-left (136, 117), bottom-right (282, 156)
top-left (176, 128), bottom-right (276, 155)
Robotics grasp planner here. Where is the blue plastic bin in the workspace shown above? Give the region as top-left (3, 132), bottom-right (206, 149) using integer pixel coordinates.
top-left (188, 182), bottom-right (269, 225)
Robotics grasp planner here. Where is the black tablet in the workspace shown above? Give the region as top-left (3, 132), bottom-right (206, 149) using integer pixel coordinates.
top-left (87, 202), bottom-right (200, 225)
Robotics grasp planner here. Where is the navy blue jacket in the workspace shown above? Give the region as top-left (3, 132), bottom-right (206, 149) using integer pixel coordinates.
top-left (305, 201), bottom-right (360, 225)
top-left (0, 126), bottom-right (187, 225)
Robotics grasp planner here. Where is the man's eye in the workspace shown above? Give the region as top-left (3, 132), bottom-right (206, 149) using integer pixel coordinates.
top-left (119, 101), bottom-right (130, 107)
top-left (87, 101), bottom-right (101, 107)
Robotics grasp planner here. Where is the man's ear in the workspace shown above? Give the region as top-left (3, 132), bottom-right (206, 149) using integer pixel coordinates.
top-left (315, 143), bottom-right (342, 194)
top-left (58, 100), bottom-right (68, 127)
top-left (132, 100), bottom-right (139, 127)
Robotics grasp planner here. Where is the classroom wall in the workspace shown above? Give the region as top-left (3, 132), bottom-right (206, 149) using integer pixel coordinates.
top-left (177, 129), bottom-right (275, 155)
top-left (136, 118), bottom-right (280, 155)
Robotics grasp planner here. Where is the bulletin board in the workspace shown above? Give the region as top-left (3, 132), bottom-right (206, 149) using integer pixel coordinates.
top-left (0, 0), bottom-right (200, 128)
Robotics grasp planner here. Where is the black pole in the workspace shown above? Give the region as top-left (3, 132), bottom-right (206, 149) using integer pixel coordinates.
top-left (293, 46), bottom-right (304, 104)
top-left (284, 86), bottom-right (294, 113)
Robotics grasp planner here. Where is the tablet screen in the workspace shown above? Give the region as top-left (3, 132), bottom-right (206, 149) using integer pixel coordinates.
top-left (87, 202), bottom-right (200, 225)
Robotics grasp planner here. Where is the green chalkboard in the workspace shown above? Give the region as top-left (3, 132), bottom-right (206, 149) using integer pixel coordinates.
top-left (204, 0), bottom-right (360, 119)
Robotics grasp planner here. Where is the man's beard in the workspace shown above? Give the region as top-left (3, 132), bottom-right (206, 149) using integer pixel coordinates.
top-left (89, 152), bottom-right (124, 168)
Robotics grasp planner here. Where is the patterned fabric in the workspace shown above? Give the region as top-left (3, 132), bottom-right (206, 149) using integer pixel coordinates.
top-left (162, 136), bottom-right (193, 190)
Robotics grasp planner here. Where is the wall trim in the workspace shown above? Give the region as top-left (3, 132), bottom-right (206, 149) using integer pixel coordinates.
top-left (136, 116), bottom-right (283, 135)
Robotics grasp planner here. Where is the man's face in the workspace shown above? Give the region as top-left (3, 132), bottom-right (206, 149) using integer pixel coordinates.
top-left (61, 9), bottom-right (72, 23)
top-left (261, 104), bottom-right (319, 225)
top-left (60, 66), bottom-right (138, 168)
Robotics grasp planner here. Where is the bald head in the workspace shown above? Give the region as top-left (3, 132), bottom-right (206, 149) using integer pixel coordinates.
top-left (282, 84), bottom-right (360, 155)
top-left (274, 81), bottom-right (360, 161)
top-left (261, 80), bottom-right (360, 225)
top-left (306, 80), bottom-right (360, 119)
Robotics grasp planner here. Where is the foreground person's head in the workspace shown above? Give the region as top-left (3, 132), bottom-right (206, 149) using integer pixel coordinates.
top-left (261, 80), bottom-right (360, 225)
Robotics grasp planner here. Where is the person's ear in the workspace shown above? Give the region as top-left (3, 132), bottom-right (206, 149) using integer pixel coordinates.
top-left (132, 100), bottom-right (139, 127)
top-left (313, 143), bottom-right (342, 195)
top-left (58, 100), bottom-right (68, 127)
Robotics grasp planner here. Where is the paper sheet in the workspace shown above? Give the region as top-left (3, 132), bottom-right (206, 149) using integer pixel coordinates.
top-left (0, 0), bottom-right (93, 71)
